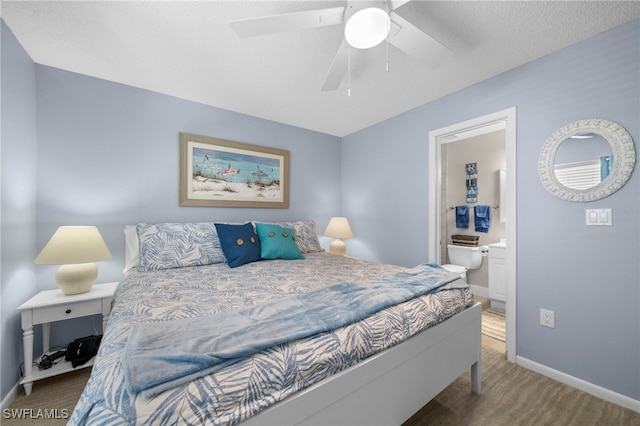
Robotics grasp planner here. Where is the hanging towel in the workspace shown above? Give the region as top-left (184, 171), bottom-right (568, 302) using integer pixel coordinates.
top-left (600, 155), bottom-right (613, 181)
top-left (455, 206), bottom-right (469, 229)
top-left (474, 205), bottom-right (491, 233)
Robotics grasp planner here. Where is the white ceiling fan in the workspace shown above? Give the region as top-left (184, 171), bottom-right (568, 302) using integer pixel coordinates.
top-left (229, 0), bottom-right (453, 91)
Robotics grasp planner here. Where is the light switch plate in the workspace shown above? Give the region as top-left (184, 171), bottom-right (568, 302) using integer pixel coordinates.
top-left (585, 208), bottom-right (612, 226)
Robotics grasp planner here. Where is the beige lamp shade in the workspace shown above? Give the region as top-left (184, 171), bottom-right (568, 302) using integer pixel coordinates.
top-left (35, 226), bottom-right (112, 295)
top-left (323, 217), bottom-right (353, 256)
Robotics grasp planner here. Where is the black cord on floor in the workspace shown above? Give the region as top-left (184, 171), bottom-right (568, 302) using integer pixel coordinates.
top-left (36, 346), bottom-right (68, 370)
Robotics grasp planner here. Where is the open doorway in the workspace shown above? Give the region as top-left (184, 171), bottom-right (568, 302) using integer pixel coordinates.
top-left (428, 107), bottom-right (517, 363)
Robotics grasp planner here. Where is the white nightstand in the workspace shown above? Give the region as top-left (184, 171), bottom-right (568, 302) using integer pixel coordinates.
top-left (16, 282), bottom-right (118, 396)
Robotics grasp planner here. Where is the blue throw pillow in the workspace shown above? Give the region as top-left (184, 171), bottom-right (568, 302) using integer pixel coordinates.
top-left (256, 223), bottom-right (304, 260)
top-left (214, 223), bottom-right (262, 268)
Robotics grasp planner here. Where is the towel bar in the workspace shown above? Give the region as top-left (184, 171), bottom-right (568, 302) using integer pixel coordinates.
top-left (449, 204), bottom-right (499, 210)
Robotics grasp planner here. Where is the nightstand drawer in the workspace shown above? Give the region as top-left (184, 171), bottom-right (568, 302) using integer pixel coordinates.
top-left (32, 300), bottom-right (102, 324)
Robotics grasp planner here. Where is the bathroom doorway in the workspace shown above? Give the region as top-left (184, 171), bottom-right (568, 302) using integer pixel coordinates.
top-left (428, 107), bottom-right (517, 363)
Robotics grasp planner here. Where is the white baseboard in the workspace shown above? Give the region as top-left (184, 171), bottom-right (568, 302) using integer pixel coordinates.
top-left (469, 284), bottom-right (488, 298)
top-left (489, 300), bottom-right (505, 311)
top-left (516, 355), bottom-right (640, 413)
top-left (1, 382), bottom-right (19, 412)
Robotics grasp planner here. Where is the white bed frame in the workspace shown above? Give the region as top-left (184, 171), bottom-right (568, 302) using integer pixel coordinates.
top-left (243, 302), bottom-right (482, 426)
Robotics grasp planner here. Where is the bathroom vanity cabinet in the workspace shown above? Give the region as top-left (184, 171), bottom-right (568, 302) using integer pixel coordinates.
top-left (488, 242), bottom-right (506, 310)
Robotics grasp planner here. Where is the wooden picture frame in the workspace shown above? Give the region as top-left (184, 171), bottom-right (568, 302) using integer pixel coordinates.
top-left (179, 133), bottom-right (289, 208)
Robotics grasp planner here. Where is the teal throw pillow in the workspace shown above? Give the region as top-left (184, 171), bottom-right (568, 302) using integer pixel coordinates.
top-left (256, 223), bottom-right (304, 260)
top-left (214, 222), bottom-right (262, 268)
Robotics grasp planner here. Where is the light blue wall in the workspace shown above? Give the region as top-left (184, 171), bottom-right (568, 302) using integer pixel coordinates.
top-left (33, 66), bottom-right (342, 350)
top-left (342, 20), bottom-right (639, 400)
top-left (34, 66), bottom-right (342, 284)
top-left (1, 20), bottom-right (342, 403)
top-left (1, 21), bottom-right (38, 402)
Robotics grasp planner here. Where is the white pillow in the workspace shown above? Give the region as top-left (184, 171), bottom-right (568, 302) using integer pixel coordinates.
top-left (136, 222), bottom-right (227, 272)
top-left (123, 225), bottom-right (140, 273)
top-left (281, 220), bottom-right (324, 253)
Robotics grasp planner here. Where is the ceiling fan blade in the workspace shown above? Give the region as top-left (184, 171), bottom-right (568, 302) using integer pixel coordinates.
top-left (387, 11), bottom-right (452, 69)
top-left (230, 6), bottom-right (345, 38)
top-left (321, 39), bottom-right (349, 92)
top-left (389, 0), bottom-right (412, 11)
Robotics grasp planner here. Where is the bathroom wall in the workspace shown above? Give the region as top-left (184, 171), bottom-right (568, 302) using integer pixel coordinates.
top-left (444, 131), bottom-right (506, 287)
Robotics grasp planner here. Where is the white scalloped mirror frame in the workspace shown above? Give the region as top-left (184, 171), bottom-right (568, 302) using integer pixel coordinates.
top-left (539, 119), bottom-right (636, 202)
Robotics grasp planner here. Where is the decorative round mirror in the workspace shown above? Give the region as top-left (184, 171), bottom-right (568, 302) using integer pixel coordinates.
top-left (538, 119), bottom-right (636, 201)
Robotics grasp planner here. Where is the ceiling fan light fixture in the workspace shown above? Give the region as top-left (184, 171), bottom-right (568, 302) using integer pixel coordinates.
top-left (344, 7), bottom-right (390, 49)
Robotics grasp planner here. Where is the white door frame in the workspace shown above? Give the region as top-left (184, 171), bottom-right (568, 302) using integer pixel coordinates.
top-left (428, 107), bottom-right (517, 362)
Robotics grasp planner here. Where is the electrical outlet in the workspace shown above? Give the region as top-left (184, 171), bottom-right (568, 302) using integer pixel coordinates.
top-left (540, 309), bottom-right (555, 328)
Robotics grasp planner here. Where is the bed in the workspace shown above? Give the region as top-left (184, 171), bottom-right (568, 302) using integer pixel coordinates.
top-left (70, 221), bottom-right (481, 425)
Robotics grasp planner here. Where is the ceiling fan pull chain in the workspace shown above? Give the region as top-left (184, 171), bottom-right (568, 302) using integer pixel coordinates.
top-left (348, 45), bottom-right (352, 97)
top-left (386, 40), bottom-right (390, 72)
top-left (386, 1), bottom-right (390, 72)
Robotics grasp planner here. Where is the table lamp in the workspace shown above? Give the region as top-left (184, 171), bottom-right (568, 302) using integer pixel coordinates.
top-left (323, 217), bottom-right (353, 256)
top-left (34, 226), bottom-right (112, 295)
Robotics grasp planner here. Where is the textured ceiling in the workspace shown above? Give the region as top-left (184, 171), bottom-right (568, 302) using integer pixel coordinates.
top-left (3, 1), bottom-right (640, 137)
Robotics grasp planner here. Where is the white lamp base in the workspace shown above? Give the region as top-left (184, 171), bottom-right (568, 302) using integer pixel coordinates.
top-left (328, 239), bottom-right (347, 256)
top-left (55, 263), bottom-right (98, 295)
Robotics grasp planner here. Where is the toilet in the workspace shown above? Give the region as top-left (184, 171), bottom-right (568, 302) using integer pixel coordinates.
top-left (442, 244), bottom-right (488, 281)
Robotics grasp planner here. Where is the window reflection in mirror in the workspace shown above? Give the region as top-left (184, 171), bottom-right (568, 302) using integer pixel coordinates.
top-left (553, 133), bottom-right (612, 190)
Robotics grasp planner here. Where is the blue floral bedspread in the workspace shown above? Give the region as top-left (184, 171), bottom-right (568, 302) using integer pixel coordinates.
top-left (70, 253), bottom-right (473, 425)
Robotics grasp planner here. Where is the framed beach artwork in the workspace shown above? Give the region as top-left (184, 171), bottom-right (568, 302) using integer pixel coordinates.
top-left (179, 133), bottom-right (289, 208)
